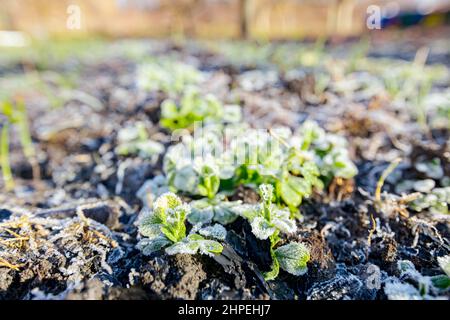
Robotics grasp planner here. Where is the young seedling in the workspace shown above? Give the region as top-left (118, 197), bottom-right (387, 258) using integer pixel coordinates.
top-left (0, 122), bottom-right (14, 191)
top-left (164, 121), bottom-right (356, 211)
top-left (160, 87), bottom-right (224, 131)
top-left (188, 193), bottom-right (243, 226)
top-left (236, 184), bottom-right (310, 280)
top-left (409, 186), bottom-right (450, 215)
top-left (137, 59), bottom-right (203, 95)
top-left (386, 259), bottom-right (450, 299)
top-left (431, 255), bottom-right (450, 290)
top-left (115, 121), bottom-right (164, 163)
top-left (1, 99), bottom-right (39, 183)
top-left (138, 192), bottom-right (223, 257)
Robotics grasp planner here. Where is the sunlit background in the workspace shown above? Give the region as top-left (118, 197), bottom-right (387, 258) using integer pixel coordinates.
top-left (0, 0), bottom-right (449, 41)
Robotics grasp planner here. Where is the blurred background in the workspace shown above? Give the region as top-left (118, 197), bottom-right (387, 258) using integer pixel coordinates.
top-left (1, 0), bottom-right (449, 40)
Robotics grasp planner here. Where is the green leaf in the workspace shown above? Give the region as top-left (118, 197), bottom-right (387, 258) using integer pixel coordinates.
top-left (198, 224), bottom-right (227, 241)
top-left (438, 255), bottom-right (450, 277)
top-left (274, 242), bottom-right (310, 276)
top-left (139, 193), bottom-right (188, 246)
top-left (272, 208), bottom-right (297, 234)
top-left (139, 208), bottom-right (164, 239)
top-left (264, 250), bottom-right (280, 281)
top-left (259, 184), bottom-right (274, 204)
top-left (198, 239), bottom-right (223, 255)
top-left (188, 195), bottom-right (240, 225)
top-left (137, 236), bottom-right (172, 256)
top-left (165, 234), bottom-right (223, 257)
top-left (189, 204), bottom-right (215, 225)
top-left (431, 275), bottom-right (450, 290)
top-left (250, 216), bottom-right (276, 240)
top-left (280, 177), bottom-right (302, 207)
top-left (212, 202), bottom-right (239, 225)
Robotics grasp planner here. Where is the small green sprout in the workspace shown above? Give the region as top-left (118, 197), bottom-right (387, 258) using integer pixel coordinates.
top-left (236, 184), bottom-right (310, 280)
top-left (163, 127), bottom-right (237, 198)
top-left (137, 175), bottom-right (170, 208)
top-left (115, 122), bottom-right (164, 162)
top-left (137, 59), bottom-right (203, 95)
top-left (0, 122), bottom-right (14, 190)
top-left (189, 193), bottom-right (242, 225)
top-left (163, 121), bottom-right (356, 210)
top-left (138, 192), bottom-right (224, 257)
top-left (386, 259), bottom-right (450, 299)
top-left (431, 255), bottom-right (450, 290)
top-left (409, 187), bottom-right (449, 215)
top-left (277, 148), bottom-right (323, 209)
top-left (160, 88), bottom-right (231, 131)
top-left (237, 184), bottom-right (297, 240)
top-left (0, 99), bottom-right (38, 188)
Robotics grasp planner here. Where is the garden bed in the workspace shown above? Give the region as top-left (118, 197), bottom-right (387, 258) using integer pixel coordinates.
top-left (0, 35), bottom-right (449, 300)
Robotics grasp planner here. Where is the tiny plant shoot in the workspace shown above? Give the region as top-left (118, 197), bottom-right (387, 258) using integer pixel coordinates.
top-left (1, 99), bottom-right (38, 185)
top-left (138, 193), bottom-right (224, 257)
top-left (236, 184), bottom-right (310, 280)
top-left (0, 122), bottom-right (14, 191)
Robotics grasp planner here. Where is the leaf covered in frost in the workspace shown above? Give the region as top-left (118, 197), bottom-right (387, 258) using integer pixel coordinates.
top-left (274, 242), bottom-right (310, 276)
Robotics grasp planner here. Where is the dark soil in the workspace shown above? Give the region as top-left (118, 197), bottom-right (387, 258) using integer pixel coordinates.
top-left (0, 35), bottom-right (448, 300)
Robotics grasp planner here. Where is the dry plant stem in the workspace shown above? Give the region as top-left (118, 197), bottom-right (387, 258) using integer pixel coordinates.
top-left (0, 257), bottom-right (21, 271)
top-left (375, 158), bottom-right (401, 205)
top-left (367, 214), bottom-right (377, 246)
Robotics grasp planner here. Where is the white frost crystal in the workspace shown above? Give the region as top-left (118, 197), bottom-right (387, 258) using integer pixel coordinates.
top-left (198, 224), bottom-right (227, 241)
top-left (438, 255), bottom-right (450, 277)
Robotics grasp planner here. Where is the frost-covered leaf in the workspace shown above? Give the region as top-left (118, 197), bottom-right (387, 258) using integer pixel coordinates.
top-left (137, 236), bottom-right (171, 256)
top-left (189, 202), bottom-right (215, 225)
top-left (189, 195), bottom-right (241, 225)
top-left (137, 59), bottom-right (203, 95)
top-left (138, 193), bottom-right (190, 254)
top-left (250, 216), bottom-right (276, 240)
top-left (272, 208), bottom-right (297, 234)
top-left (235, 184), bottom-right (297, 241)
top-left (212, 202), bottom-right (240, 225)
top-left (136, 175), bottom-right (169, 208)
top-left (438, 255), bottom-right (450, 277)
top-left (259, 184), bottom-right (274, 203)
top-left (197, 238), bottom-right (223, 256)
top-left (138, 208), bottom-right (164, 239)
top-left (198, 224), bottom-right (227, 241)
top-left (165, 239), bottom-right (199, 255)
top-left (233, 203), bottom-right (258, 221)
top-left (165, 234), bottom-right (223, 257)
top-left (115, 122), bottom-right (164, 161)
top-left (172, 166), bottom-right (199, 195)
top-left (384, 280), bottom-right (424, 300)
top-left (274, 242), bottom-right (310, 276)
top-left (431, 275), bottom-right (450, 290)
